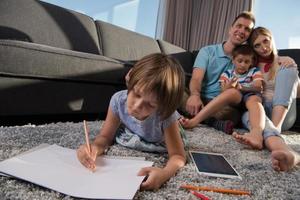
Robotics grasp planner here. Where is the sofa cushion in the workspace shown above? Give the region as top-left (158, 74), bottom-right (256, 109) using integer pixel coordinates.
top-left (0, 0), bottom-right (100, 54)
top-left (96, 20), bottom-right (161, 61)
top-left (0, 75), bottom-right (124, 116)
top-left (0, 40), bottom-right (128, 85)
top-left (157, 39), bottom-right (186, 54)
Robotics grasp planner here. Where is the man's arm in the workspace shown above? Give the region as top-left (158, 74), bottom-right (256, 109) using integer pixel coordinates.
top-left (189, 68), bottom-right (204, 96)
top-left (186, 68), bottom-right (205, 116)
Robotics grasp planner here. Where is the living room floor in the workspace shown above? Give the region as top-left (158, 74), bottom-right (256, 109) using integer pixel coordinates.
top-left (0, 120), bottom-right (299, 200)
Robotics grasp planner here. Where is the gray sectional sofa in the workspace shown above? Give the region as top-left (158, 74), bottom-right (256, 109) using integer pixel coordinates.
top-left (0, 0), bottom-right (299, 130)
top-left (0, 0), bottom-right (193, 123)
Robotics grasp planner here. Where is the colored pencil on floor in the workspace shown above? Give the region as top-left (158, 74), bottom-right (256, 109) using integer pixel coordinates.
top-left (190, 190), bottom-right (211, 200)
top-left (181, 184), bottom-right (251, 196)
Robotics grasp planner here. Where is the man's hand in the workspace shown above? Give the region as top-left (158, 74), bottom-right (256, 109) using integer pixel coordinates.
top-left (185, 94), bottom-right (203, 116)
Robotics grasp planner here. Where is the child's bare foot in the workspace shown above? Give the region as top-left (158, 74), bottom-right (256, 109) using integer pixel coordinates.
top-left (179, 117), bottom-right (198, 129)
top-left (271, 150), bottom-right (300, 171)
top-left (232, 131), bottom-right (263, 150)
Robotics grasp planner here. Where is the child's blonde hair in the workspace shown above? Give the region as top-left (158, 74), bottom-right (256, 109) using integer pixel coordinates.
top-left (248, 26), bottom-right (279, 80)
top-left (127, 53), bottom-right (185, 120)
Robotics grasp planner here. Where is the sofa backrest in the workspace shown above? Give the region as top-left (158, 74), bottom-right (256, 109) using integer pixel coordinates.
top-left (278, 49), bottom-right (300, 81)
top-left (96, 20), bottom-right (161, 61)
top-left (157, 39), bottom-right (186, 54)
top-left (157, 39), bottom-right (194, 73)
top-left (0, 0), bottom-right (100, 54)
top-left (278, 49), bottom-right (300, 68)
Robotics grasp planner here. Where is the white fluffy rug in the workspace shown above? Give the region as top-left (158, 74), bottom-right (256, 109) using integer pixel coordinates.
top-left (0, 121), bottom-right (299, 200)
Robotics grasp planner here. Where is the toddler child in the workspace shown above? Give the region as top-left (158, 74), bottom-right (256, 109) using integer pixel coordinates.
top-left (220, 44), bottom-right (263, 99)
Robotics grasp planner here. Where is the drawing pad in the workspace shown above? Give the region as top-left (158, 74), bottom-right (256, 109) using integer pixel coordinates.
top-left (0, 144), bottom-right (153, 199)
top-left (189, 151), bottom-right (242, 180)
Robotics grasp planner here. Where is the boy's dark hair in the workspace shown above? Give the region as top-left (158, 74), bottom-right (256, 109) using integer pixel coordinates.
top-left (232, 44), bottom-right (257, 65)
top-left (127, 53), bottom-right (185, 120)
top-left (232, 11), bottom-right (255, 27)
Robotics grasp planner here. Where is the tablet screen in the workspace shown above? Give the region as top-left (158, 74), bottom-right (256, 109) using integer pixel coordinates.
top-left (189, 151), bottom-right (241, 179)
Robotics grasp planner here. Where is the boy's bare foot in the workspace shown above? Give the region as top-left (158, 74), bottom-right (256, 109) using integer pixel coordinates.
top-left (232, 131), bottom-right (263, 150)
top-left (271, 150), bottom-right (300, 171)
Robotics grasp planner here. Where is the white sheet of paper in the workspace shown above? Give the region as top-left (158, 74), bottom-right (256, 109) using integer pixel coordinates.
top-left (0, 144), bottom-right (153, 199)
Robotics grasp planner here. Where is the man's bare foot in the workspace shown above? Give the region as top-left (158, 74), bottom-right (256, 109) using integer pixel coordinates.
top-left (271, 150), bottom-right (300, 171)
top-left (232, 131), bottom-right (263, 150)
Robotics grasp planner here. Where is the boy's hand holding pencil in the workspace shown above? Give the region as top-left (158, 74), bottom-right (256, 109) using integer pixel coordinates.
top-left (76, 120), bottom-right (98, 172)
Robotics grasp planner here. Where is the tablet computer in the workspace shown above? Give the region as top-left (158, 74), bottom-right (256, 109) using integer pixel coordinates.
top-left (189, 151), bottom-right (242, 180)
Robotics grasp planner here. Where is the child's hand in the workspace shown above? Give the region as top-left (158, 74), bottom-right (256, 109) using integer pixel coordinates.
top-left (235, 82), bottom-right (242, 90)
top-left (230, 77), bottom-right (238, 88)
top-left (77, 144), bottom-right (99, 171)
top-left (222, 78), bottom-right (238, 91)
top-left (179, 117), bottom-right (198, 129)
top-left (138, 167), bottom-right (166, 190)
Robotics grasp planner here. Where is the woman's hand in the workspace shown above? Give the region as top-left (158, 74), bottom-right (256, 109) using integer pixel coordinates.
top-left (138, 167), bottom-right (167, 190)
top-left (278, 56), bottom-right (297, 67)
top-left (77, 143), bottom-right (100, 171)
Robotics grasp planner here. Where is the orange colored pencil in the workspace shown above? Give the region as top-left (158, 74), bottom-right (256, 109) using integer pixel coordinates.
top-left (83, 120), bottom-right (91, 154)
top-left (181, 184), bottom-right (251, 196)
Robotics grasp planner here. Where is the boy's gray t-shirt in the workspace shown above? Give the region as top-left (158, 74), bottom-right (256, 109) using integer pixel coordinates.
top-left (109, 90), bottom-right (180, 143)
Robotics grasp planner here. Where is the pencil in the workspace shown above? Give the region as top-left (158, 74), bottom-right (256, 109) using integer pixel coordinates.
top-left (83, 120), bottom-right (91, 154)
top-left (181, 184), bottom-right (251, 196)
top-left (190, 190), bottom-right (211, 200)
